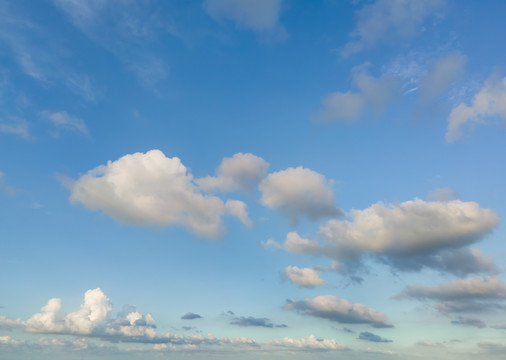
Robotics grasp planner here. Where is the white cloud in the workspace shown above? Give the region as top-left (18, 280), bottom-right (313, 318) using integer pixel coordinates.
top-left (204, 0), bottom-right (285, 34)
top-left (342, 0), bottom-right (445, 56)
top-left (284, 266), bottom-right (324, 288)
top-left (419, 52), bottom-right (467, 102)
top-left (285, 295), bottom-right (388, 325)
top-left (0, 335), bottom-right (23, 346)
top-left (196, 153), bottom-right (269, 194)
top-left (0, 116), bottom-right (30, 139)
top-left (317, 199), bottom-right (498, 270)
top-left (39, 110), bottom-right (88, 135)
top-left (446, 76), bottom-right (506, 142)
top-left (268, 335), bottom-right (348, 351)
top-left (276, 199), bottom-right (499, 276)
top-left (315, 64), bottom-right (398, 123)
top-left (417, 340), bottom-right (445, 347)
top-left (225, 200), bottom-right (252, 227)
top-left (69, 150), bottom-right (249, 238)
top-left (260, 166), bottom-right (343, 224)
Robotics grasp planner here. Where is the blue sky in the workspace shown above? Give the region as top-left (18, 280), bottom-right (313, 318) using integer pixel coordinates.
top-left (1, 0), bottom-right (506, 358)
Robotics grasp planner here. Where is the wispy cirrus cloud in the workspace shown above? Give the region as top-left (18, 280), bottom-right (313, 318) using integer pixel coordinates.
top-left (341, 0), bottom-right (446, 56)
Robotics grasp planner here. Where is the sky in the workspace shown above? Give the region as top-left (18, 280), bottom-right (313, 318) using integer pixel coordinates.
top-left (1, 0), bottom-right (506, 359)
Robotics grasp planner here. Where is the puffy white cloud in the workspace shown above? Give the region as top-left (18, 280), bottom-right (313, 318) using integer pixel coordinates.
top-left (284, 266), bottom-right (324, 288)
top-left (418, 52), bottom-right (467, 102)
top-left (260, 167), bottom-right (342, 224)
top-left (197, 153), bottom-right (269, 194)
top-left (39, 110), bottom-right (88, 135)
top-left (446, 76), bottom-right (506, 142)
top-left (285, 295), bottom-right (388, 325)
top-left (315, 199), bottom-right (499, 275)
top-left (225, 200), bottom-right (253, 227)
top-left (315, 64), bottom-right (398, 123)
top-left (0, 335), bottom-right (23, 346)
top-left (396, 276), bottom-right (506, 314)
top-left (268, 335), bottom-right (348, 351)
top-left (69, 150), bottom-right (249, 238)
top-left (204, 0), bottom-right (284, 33)
top-left (342, 0), bottom-right (445, 56)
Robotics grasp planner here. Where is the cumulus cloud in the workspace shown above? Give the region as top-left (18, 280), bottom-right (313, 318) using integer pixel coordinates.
top-left (395, 276), bottom-right (506, 313)
top-left (358, 331), bottom-right (392, 343)
top-left (268, 335), bottom-right (348, 351)
top-left (283, 266), bottom-right (324, 288)
top-left (418, 52), bottom-right (467, 102)
top-left (314, 199), bottom-right (499, 275)
top-left (197, 153), bottom-right (269, 194)
top-left (204, 0), bottom-right (285, 35)
top-left (181, 313), bottom-right (202, 320)
top-left (225, 200), bottom-right (253, 227)
top-left (260, 166), bottom-right (342, 224)
top-left (285, 295), bottom-right (388, 325)
top-left (314, 64), bottom-right (398, 123)
top-left (446, 75), bottom-right (506, 142)
top-left (68, 150), bottom-right (250, 238)
top-left (39, 110), bottom-right (88, 135)
top-left (451, 316), bottom-right (486, 328)
top-left (230, 316), bottom-right (286, 328)
top-left (342, 0), bottom-right (445, 56)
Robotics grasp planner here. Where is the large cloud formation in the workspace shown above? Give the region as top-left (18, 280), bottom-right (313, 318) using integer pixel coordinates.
top-left (272, 199), bottom-right (499, 276)
top-left (69, 150), bottom-right (250, 238)
top-left (260, 166), bottom-right (343, 224)
top-left (285, 295), bottom-right (389, 326)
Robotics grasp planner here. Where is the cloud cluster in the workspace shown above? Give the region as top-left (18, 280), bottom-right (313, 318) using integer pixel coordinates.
top-left (395, 276), bottom-right (506, 313)
top-left (260, 166), bottom-right (342, 224)
top-left (358, 331), bottom-right (392, 343)
top-left (342, 0), bottom-right (446, 56)
top-left (315, 64), bottom-right (398, 123)
top-left (69, 150), bottom-right (250, 238)
top-left (446, 75), bottom-right (506, 142)
top-left (283, 266), bottom-right (325, 288)
top-left (197, 153), bottom-right (269, 194)
top-left (285, 295), bottom-right (388, 325)
top-left (271, 199), bottom-right (498, 276)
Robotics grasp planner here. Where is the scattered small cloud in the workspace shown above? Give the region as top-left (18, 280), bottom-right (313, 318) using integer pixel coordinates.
top-left (260, 167), bottom-right (343, 224)
top-left (451, 316), bottom-right (487, 328)
top-left (230, 316), bottom-right (286, 328)
top-left (181, 312), bottom-right (202, 320)
top-left (417, 340), bottom-right (445, 347)
top-left (268, 335), bottom-right (348, 351)
top-left (197, 153), bottom-right (269, 194)
top-left (358, 331), bottom-right (392, 343)
top-left (283, 266), bottom-right (325, 288)
top-left (285, 295), bottom-right (388, 325)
